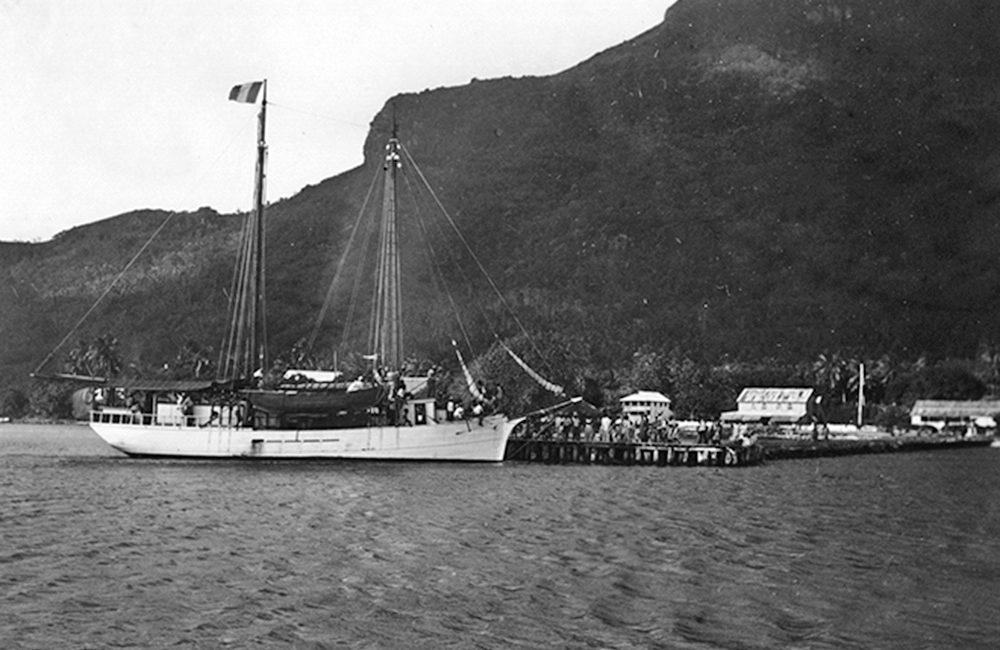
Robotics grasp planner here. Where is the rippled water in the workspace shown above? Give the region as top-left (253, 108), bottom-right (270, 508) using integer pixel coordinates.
top-left (2, 423), bottom-right (999, 649)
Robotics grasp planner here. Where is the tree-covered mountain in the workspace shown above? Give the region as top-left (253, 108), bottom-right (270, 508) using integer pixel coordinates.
top-left (4, 0), bottom-right (1000, 414)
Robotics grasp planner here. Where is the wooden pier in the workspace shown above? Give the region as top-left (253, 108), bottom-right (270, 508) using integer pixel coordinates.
top-left (503, 434), bottom-right (993, 466)
top-left (503, 439), bottom-right (765, 467)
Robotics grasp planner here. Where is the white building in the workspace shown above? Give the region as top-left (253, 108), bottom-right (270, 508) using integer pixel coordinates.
top-left (720, 387), bottom-right (816, 424)
top-left (910, 400), bottom-right (1000, 431)
top-left (619, 390), bottom-right (672, 422)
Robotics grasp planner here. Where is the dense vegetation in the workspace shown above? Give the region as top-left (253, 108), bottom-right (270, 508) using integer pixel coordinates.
top-left (4, 0), bottom-right (1000, 420)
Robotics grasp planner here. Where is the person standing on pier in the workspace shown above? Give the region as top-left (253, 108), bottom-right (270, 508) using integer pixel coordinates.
top-left (599, 411), bottom-right (612, 442)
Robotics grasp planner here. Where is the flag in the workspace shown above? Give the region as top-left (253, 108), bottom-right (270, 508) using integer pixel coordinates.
top-left (229, 81), bottom-right (264, 104)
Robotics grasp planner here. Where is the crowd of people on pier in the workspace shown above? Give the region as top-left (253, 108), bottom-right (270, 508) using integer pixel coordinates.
top-left (513, 411), bottom-right (759, 447)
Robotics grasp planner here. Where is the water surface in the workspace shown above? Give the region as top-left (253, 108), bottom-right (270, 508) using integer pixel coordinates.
top-left (2, 423), bottom-right (999, 648)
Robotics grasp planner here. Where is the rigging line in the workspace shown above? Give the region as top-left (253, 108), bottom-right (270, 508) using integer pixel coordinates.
top-left (266, 101), bottom-right (369, 129)
top-left (402, 163), bottom-right (489, 358)
top-left (400, 143), bottom-right (554, 373)
top-left (410, 171), bottom-right (524, 370)
top-left (219, 214), bottom-right (247, 374)
top-left (402, 171), bottom-right (476, 356)
top-left (370, 170), bottom-right (396, 362)
top-left (257, 155), bottom-right (269, 375)
top-left (368, 196), bottom-right (385, 358)
top-left (368, 168), bottom-right (391, 358)
top-left (341, 168), bottom-right (383, 352)
top-left (218, 212), bottom-right (254, 378)
top-left (221, 160), bottom-right (263, 382)
top-left (307, 168), bottom-right (381, 351)
top-left (35, 119), bottom-right (253, 378)
top-left (226, 215), bottom-right (257, 380)
top-left (32, 210), bottom-right (179, 376)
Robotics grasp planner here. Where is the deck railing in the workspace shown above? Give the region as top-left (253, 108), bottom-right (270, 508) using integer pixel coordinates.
top-left (90, 409), bottom-right (209, 428)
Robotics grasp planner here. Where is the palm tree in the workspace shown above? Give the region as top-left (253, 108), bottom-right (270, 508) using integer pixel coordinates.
top-left (170, 340), bottom-right (214, 379)
top-left (976, 341), bottom-right (1000, 396)
top-left (866, 354), bottom-right (895, 404)
top-left (65, 335), bottom-right (122, 378)
top-left (812, 351), bottom-right (848, 403)
top-left (89, 336), bottom-right (122, 377)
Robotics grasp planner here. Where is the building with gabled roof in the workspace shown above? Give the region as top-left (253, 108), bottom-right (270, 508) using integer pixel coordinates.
top-left (720, 387), bottom-right (816, 424)
top-left (910, 400), bottom-right (1000, 430)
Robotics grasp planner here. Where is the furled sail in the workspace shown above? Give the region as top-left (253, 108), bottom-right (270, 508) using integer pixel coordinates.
top-left (500, 341), bottom-right (564, 396)
top-left (452, 340), bottom-right (486, 401)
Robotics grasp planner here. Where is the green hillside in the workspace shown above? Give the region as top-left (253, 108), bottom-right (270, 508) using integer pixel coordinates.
top-left (4, 0), bottom-right (1000, 416)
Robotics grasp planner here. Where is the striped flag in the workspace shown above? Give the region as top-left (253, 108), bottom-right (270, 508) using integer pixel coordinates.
top-left (229, 81), bottom-right (264, 104)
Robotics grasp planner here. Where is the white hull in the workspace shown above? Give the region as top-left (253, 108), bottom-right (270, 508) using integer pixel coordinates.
top-left (89, 413), bottom-right (511, 462)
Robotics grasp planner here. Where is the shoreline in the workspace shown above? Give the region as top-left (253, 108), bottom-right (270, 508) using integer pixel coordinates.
top-left (758, 433), bottom-right (994, 460)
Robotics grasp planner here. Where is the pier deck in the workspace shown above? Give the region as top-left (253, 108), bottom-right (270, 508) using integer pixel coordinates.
top-left (503, 439), bottom-right (764, 467)
top-left (503, 435), bottom-right (993, 467)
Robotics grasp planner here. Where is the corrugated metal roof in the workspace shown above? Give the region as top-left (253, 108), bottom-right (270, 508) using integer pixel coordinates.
top-left (911, 400), bottom-right (1000, 417)
top-left (737, 387), bottom-right (814, 403)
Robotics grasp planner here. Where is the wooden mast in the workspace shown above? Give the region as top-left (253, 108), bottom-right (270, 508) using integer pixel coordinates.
top-left (220, 80), bottom-right (268, 385)
top-left (373, 118), bottom-right (404, 372)
top-left (253, 80), bottom-right (268, 379)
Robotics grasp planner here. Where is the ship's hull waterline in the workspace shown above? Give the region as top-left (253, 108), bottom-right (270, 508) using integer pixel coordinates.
top-left (89, 414), bottom-right (512, 462)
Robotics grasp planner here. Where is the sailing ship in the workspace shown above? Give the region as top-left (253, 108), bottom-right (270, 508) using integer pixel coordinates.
top-left (85, 80), bottom-right (530, 461)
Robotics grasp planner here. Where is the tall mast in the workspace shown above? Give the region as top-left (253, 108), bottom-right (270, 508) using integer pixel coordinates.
top-left (372, 120), bottom-right (404, 371)
top-left (253, 80), bottom-right (269, 378)
top-left (220, 79), bottom-right (268, 385)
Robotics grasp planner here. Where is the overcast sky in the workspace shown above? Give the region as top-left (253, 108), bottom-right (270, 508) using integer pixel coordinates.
top-left (0, 0), bottom-right (674, 242)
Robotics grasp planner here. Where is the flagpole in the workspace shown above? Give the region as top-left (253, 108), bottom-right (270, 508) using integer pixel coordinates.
top-left (221, 80), bottom-right (269, 385)
top-left (856, 362), bottom-right (865, 427)
top-left (254, 79), bottom-right (268, 380)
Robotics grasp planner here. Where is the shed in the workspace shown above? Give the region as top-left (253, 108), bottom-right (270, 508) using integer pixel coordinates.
top-left (910, 400), bottom-right (1000, 430)
top-left (619, 390), bottom-right (672, 421)
top-left (720, 387), bottom-right (816, 424)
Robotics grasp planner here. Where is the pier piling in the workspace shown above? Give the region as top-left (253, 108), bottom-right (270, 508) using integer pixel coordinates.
top-left (504, 439), bottom-right (765, 467)
top-left (503, 435), bottom-right (993, 466)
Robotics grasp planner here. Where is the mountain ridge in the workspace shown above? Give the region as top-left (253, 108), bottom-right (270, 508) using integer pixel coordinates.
top-left (4, 0), bottom-right (1000, 409)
